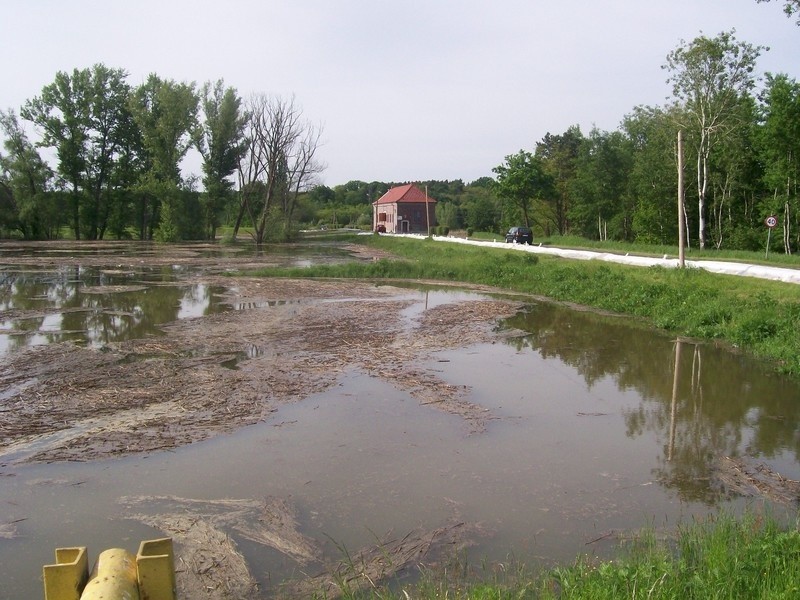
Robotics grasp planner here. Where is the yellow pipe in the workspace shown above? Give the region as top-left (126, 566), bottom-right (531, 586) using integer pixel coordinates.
top-left (79, 548), bottom-right (139, 600)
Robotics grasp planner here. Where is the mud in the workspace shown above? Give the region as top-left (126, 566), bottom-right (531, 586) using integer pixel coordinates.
top-left (0, 273), bottom-right (523, 463)
top-left (715, 456), bottom-right (800, 506)
top-left (0, 242), bottom-right (526, 596)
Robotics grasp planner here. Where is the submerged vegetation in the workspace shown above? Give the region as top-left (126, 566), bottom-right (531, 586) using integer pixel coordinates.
top-left (253, 235), bottom-right (800, 376)
top-left (308, 513), bottom-right (800, 599)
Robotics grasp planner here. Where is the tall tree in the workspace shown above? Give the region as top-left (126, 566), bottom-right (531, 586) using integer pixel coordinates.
top-left (758, 73), bottom-right (800, 253)
top-left (623, 106), bottom-right (682, 245)
top-left (195, 80), bottom-right (247, 239)
top-left (236, 94), bottom-right (323, 244)
top-left (664, 30), bottom-right (764, 248)
top-left (129, 74), bottom-right (199, 241)
top-left (492, 150), bottom-right (554, 229)
top-left (22, 64), bottom-right (134, 240)
top-left (569, 129), bottom-right (634, 241)
top-left (22, 68), bottom-right (90, 238)
top-left (535, 126), bottom-right (584, 235)
top-left (0, 109), bottom-right (57, 238)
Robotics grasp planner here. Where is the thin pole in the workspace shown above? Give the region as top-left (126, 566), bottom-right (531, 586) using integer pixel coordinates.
top-left (677, 130), bottom-right (686, 268)
top-left (425, 185), bottom-right (431, 237)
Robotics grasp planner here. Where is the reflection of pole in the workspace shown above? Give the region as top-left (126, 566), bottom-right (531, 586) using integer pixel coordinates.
top-left (677, 130), bottom-right (686, 268)
top-left (668, 338), bottom-right (682, 462)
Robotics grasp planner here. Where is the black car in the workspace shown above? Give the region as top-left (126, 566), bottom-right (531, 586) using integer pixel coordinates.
top-left (505, 226), bottom-right (533, 244)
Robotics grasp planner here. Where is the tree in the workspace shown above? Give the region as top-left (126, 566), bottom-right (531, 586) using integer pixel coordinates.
top-left (707, 95), bottom-right (763, 250)
top-left (0, 109), bottom-right (57, 238)
top-left (236, 94), bottom-right (323, 244)
top-left (129, 74), bottom-right (199, 241)
top-left (535, 126), bottom-right (584, 235)
top-left (664, 30), bottom-right (764, 248)
top-left (758, 73), bottom-right (800, 253)
top-left (756, 0), bottom-right (800, 24)
top-left (492, 150), bottom-right (553, 230)
top-left (623, 106), bottom-right (682, 245)
top-left (22, 64), bottom-right (135, 240)
top-left (569, 129), bottom-right (634, 241)
top-left (461, 185), bottom-right (500, 232)
top-left (195, 80), bottom-right (247, 239)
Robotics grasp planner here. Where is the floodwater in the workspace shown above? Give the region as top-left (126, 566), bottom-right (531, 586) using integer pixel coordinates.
top-left (2, 242), bottom-right (800, 598)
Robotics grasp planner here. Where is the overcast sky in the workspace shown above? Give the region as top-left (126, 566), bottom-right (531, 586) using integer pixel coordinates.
top-left (2, 1), bottom-right (798, 188)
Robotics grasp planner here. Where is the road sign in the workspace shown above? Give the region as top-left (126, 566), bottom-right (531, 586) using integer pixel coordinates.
top-left (765, 215), bottom-right (778, 228)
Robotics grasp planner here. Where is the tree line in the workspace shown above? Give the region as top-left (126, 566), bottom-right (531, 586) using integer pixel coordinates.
top-left (1, 28), bottom-right (798, 253)
top-left (0, 66), bottom-right (322, 243)
top-left (315, 28), bottom-right (798, 255)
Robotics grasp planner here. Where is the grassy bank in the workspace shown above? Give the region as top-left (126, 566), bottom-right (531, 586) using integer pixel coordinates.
top-left (254, 235), bottom-right (800, 376)
top-left (313, 513), bottom-right (800, 599)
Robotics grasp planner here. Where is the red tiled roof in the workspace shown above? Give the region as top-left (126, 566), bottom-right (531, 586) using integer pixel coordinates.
top-left (373, 184), bottom-right (437, 205)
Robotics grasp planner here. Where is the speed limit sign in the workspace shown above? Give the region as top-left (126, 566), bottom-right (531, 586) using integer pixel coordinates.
top-left (765, 215), bottom-right (778, 228)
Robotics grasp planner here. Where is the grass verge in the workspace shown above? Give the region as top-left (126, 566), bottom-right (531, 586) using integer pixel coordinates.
top-left (299, 513), bottom-right (800, 599)
top-left (252, 235), bottom-right (800, 376)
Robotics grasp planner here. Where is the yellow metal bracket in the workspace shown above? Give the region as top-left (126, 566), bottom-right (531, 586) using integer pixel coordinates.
top-left (43, 538), bottom-right (176, 600)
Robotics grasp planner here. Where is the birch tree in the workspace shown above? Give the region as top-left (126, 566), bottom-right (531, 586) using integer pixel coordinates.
top-left (664, 31), bottom-right (764, 249)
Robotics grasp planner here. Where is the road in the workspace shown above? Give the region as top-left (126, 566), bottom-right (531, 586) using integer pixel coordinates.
top-left (427, 235), bottom-right (800, 285)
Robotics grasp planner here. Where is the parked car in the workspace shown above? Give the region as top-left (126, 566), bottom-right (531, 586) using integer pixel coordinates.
top-left (505, 226), bottom-right (533, 244)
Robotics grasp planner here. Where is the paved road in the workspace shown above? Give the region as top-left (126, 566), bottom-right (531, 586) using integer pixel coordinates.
top-left (426, 235), bottom-right (800, 285)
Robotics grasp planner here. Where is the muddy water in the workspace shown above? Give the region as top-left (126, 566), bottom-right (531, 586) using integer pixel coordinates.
top-left (2, 246), bottom-right (800, 597)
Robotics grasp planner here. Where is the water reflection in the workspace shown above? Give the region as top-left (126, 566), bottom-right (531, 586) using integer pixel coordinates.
top-left (0, 266), bottom-right (230, 354)
top-left (501, 304), bottom-right (800, 505)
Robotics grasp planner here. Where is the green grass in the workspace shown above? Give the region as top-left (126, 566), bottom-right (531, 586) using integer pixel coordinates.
top-left (295, 513), bottom-right (800, 599)
top-left (250, 235), bottom-right (800, 376)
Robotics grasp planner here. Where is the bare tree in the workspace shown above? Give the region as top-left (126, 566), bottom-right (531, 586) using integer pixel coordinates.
top-left (233, 94), bottom-right (324, 244)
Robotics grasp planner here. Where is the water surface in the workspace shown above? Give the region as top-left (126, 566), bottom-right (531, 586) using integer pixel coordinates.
top-left (1, 242), bottom-right (798, 597)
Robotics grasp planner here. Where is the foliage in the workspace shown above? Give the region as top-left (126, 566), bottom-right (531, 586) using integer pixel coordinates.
top-left (756, 0), bottom-right (800, 24)
top-left (535, 125), bottom-right (584, 236)
top-left (0, 109), bottom-right (59, 238)
top-left (664, 30), bottom-right (765, 249)
top-left (2, 32), bottom-right (799, 251)
top-left (492, 150), bottom-right (554, 229)
top-left (129, 73), bottom-right (199, 241)
top-left (21, 64), bottom-right (137, 240)
top-left (195, 79), bottom-right (247, 240)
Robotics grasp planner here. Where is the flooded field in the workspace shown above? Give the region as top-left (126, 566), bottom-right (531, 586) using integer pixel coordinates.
top-left (1, 240), bottom-right (799, 598)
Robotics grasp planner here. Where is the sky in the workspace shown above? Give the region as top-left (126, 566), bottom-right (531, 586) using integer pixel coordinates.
top-left (1, 0), bottom-right (798, 188)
